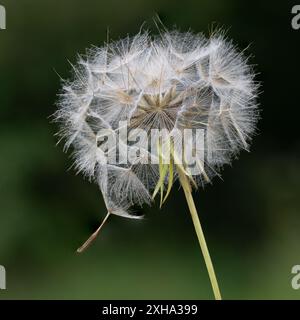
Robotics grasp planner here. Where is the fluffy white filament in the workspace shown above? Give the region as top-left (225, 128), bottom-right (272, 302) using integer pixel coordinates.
top-left (55, 29), bottom-right (259, 219)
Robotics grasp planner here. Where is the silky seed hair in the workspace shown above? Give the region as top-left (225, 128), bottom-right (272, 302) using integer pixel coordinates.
top-left (54, 29), bottom-right (259, 219)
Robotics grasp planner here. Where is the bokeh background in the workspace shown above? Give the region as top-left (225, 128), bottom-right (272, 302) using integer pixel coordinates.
top-left (0, 0), bottom-right (299, 299)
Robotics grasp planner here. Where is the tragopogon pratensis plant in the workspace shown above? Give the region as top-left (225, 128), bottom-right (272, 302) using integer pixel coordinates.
top-left (54, 28), bottom-right (259, 300)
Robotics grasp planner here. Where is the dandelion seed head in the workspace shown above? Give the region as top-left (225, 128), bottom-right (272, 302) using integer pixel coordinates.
top-left (54, 28), bottom-right (259, 218)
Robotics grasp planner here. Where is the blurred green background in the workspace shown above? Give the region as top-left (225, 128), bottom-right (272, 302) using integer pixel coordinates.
top-left (0, 0), bottom-right (299, 299)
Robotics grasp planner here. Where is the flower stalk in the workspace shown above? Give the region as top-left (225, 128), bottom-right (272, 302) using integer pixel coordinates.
top-left (177, 166), bottom-right (221, 300)
top-left (154, 141), bottom-right (221, 300)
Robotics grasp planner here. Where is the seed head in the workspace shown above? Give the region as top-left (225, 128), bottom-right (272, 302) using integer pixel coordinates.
top-left (54, 29), bottom-right (259, 219)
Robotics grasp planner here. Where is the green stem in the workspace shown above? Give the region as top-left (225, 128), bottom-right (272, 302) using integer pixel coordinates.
top-left (178, 170), bottom-right (222, 300)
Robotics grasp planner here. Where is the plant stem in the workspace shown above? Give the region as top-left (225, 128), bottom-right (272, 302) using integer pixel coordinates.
top-left (178, 170), bottom-right (222, 300)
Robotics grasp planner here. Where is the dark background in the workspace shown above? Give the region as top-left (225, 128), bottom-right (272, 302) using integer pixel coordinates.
top-left (0, 0), bottom-right (299, 299)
